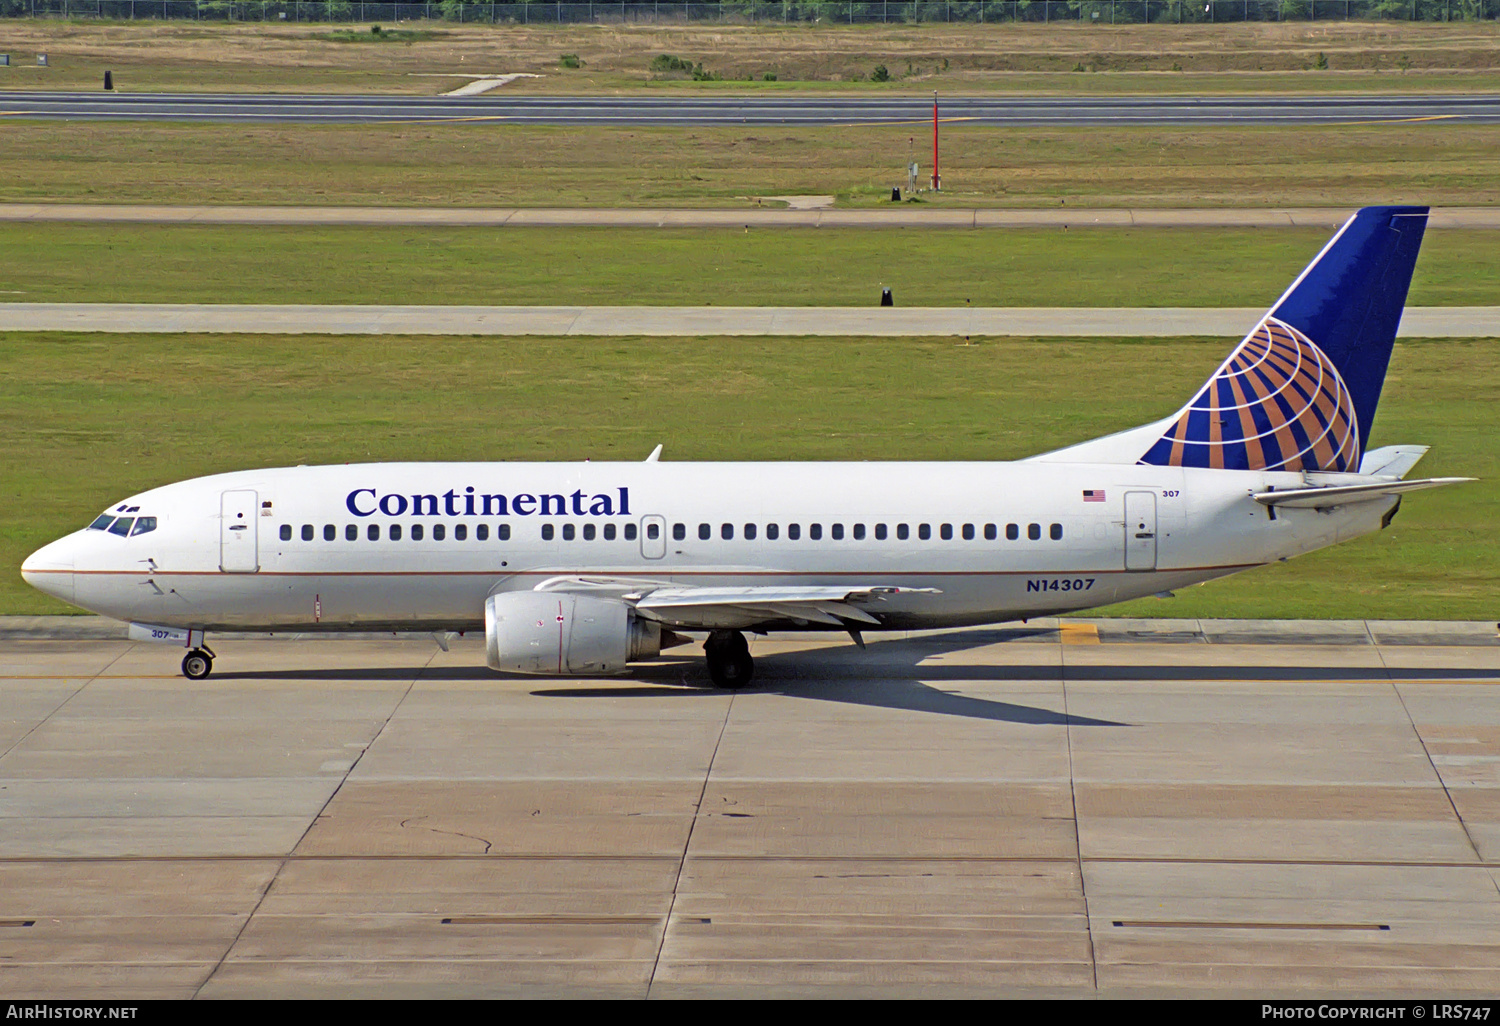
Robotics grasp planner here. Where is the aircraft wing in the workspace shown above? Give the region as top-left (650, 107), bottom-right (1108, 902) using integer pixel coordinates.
top-left (1253, 477), bottom-right (1474, 510)
top-left (529, 576), bottom-right (938, 631)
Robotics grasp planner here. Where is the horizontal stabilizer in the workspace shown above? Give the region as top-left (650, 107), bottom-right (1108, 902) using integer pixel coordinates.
top-left (1358, 445), bottom-right (1429, 479)
top-left (1253, 477), bottom-right (1473, 509)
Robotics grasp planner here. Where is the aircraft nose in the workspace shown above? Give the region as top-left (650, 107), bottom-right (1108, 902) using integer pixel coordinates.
top-left (21, 537), bottom-right (75, 605)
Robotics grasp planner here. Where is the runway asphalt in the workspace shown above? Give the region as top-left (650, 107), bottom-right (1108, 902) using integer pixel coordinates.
top-left (4, 91), bottom-right (1500, 126)
top-left (1, 619), bottom-right (1496, 997)
top-left (1, 303), bottom-right (1494, 337)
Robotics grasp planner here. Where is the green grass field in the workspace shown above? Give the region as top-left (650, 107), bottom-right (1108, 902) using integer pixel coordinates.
top-left (2, 332), bottom-right (1493, 620)
top-left (7, 121), bottom-right (1500, 209)
top-left (2, 224), bottom-right (1497, 307)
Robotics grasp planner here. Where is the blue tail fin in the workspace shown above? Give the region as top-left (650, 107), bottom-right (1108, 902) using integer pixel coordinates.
top-left (1139, 206), bottom-right (1428, 473)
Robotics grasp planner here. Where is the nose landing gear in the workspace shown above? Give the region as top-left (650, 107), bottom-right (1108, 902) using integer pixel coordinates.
top-left (704, 630), bottom-right (754, 689)
top-left (181, 647), bottom-right (215, 681)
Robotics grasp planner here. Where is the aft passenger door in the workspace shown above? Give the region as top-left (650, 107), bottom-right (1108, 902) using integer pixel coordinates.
top-left (640, 515), bottom-right (666, 560)
top-left (220, 489), bottom-right (260, 573)
top-left (1124, 491), bottom-right (1157, 572)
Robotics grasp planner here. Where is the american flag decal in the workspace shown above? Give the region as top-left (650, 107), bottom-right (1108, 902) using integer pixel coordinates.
top-left (1083, 490), bottom-right (1106, 502)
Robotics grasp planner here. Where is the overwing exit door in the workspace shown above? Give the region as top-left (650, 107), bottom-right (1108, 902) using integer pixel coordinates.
top-left (1124, 491), bottom-right (1158, 572)
top-left (640, 515), bottom-right (666, 559)
top-left (220, 490), bottom-right (259, 573)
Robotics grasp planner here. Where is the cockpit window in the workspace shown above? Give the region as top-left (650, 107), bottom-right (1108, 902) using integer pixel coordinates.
top-left (88, 515), bottom-right (115, 531)
top-left (107, 517), bottom-right (135, 537)
top-left (131, 516), bottom-right (157, 537)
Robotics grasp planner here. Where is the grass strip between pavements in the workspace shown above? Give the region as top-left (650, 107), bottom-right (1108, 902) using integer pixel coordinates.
top-left (1, 224), bottom-right (1497, 308)
top-left (1, 332), bottom-right (1493, 620)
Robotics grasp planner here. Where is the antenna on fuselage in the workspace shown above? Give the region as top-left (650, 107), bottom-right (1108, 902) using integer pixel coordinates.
top-left (645, 444), bottom-right (663, 463)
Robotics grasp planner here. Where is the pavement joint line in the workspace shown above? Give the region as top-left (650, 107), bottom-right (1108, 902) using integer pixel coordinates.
top-left (1059, 666), bottom-right (1098, 991)
top-left (647, 685), bottom-right (734, 996)
top-left (0, 644), bottom-right (131, 766)
top-left (1387, 659), bottom-right (1491, 871)
top-left (190, 646), bottom-right (435, 999)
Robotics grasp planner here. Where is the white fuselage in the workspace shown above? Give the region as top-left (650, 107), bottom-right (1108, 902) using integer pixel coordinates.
top-left (22, 460), bottom-right (1395, 634)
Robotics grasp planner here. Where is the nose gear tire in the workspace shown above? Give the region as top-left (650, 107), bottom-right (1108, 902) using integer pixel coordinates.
top-left (182, 649), bottom-right (213, 680)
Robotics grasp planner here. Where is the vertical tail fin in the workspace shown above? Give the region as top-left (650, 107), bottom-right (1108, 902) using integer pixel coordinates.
top-left (1136, 206), bottom-right (1428, 473)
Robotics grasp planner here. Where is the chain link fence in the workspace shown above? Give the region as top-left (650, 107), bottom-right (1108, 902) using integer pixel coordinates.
top-left (1, 0), bottom-right (1494, 23)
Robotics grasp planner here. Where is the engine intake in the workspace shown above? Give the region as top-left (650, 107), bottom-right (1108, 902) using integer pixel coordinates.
top-left (485, 591), bottom-right (664, 675)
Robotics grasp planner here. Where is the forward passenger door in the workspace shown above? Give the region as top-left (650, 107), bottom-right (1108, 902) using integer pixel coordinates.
top-left (220, 490), bottom-right (260, 573)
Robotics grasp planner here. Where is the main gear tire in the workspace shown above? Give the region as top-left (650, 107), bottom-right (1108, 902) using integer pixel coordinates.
top-left (705, 630), bottom-right (754, 690)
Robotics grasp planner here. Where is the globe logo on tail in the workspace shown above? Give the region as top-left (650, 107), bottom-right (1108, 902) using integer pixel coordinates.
top-left (1139, 317), bottom-right (1361, 473)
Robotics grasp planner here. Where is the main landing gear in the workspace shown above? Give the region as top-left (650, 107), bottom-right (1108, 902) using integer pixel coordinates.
top-left (704, 630), bottom-right (754, 689)
top-left (181, 647), bottom-right (215, 681)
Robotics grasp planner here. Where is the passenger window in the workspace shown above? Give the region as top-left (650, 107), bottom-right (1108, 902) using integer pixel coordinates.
top-left (918, 524), bottom-right (931, 541)
top-left (984, 524), bottom-right (997, 541)
top-left (109, 517), bottom-right (134, 537)
top-left (698, 523), bottom-right (711, 540)
top-left (368, 524), bottom-right (380, 541)
top-left (766, 523), bottom-right (779, 540)
top-left (830, 524), bottom-right (843, 540)
top-left (744, 523), bottom-right (757, 540)
top-left (412, 524), bottom-right (425, 541)
top-left (1028, 523), bottom-right (1041, 541)
top-left (897, 523), bottom-right (909, 540)
top-left (788, 524), bottom-right (801, 540)
top-left (88, 515), bottom-right (115, 531)
top-left (583, 524), bottom-right (595, 541)
top-left (455, 524), bottom-right (467, 541)
top-left (562, 524), bottom-right (575, 541)
top-left (541, 524), bottom-right (554, 541)
top-left (280, 524), bottom-right (292, 541)
top-left (498, 524), bottom-right (510, 541)
top-left (344, 524), bottom-right (356, 541)
top-left (940, 524), bottom-right (954, 540)
top-left (853, 524), bottom-right (865, 540)
top-left (301, 524), bottom-right (314, 541)
top-left (604, 523), bottom-right (616, 541)
top-left (324, 524), bottom-right (336, 542)
top-left (131, 517), bottom-right (157, 537)
top-left (673, 523), bottom-right (686, 541)
top-left (390, 524), bottom-right (402, 541)
top-left (1051, 523), bottom-right (1063, 540)
top-left (721, 523), bottom-right (734, 540)
top-left (476, 524), bottom-right (488, 541)
top-left (875, 524), bottom-right (886, 540)
top-left (623, 523), bottom-right (636, 541)
top-left (1006, 523), bottom-right (1019, 540)
top-left (962, 524), bottom-right (974, 541)
top-left (433, 524), bottom-right (446, 541)
top-left (809, 524), bottom-right (822, 541)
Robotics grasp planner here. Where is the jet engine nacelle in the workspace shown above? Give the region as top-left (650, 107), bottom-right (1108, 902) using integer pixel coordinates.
top-left (485, 591), bottom-right (664, 675)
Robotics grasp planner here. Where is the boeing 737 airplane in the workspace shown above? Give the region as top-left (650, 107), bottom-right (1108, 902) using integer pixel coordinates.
top-left (21, 206), bottom-right (1470, 687)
